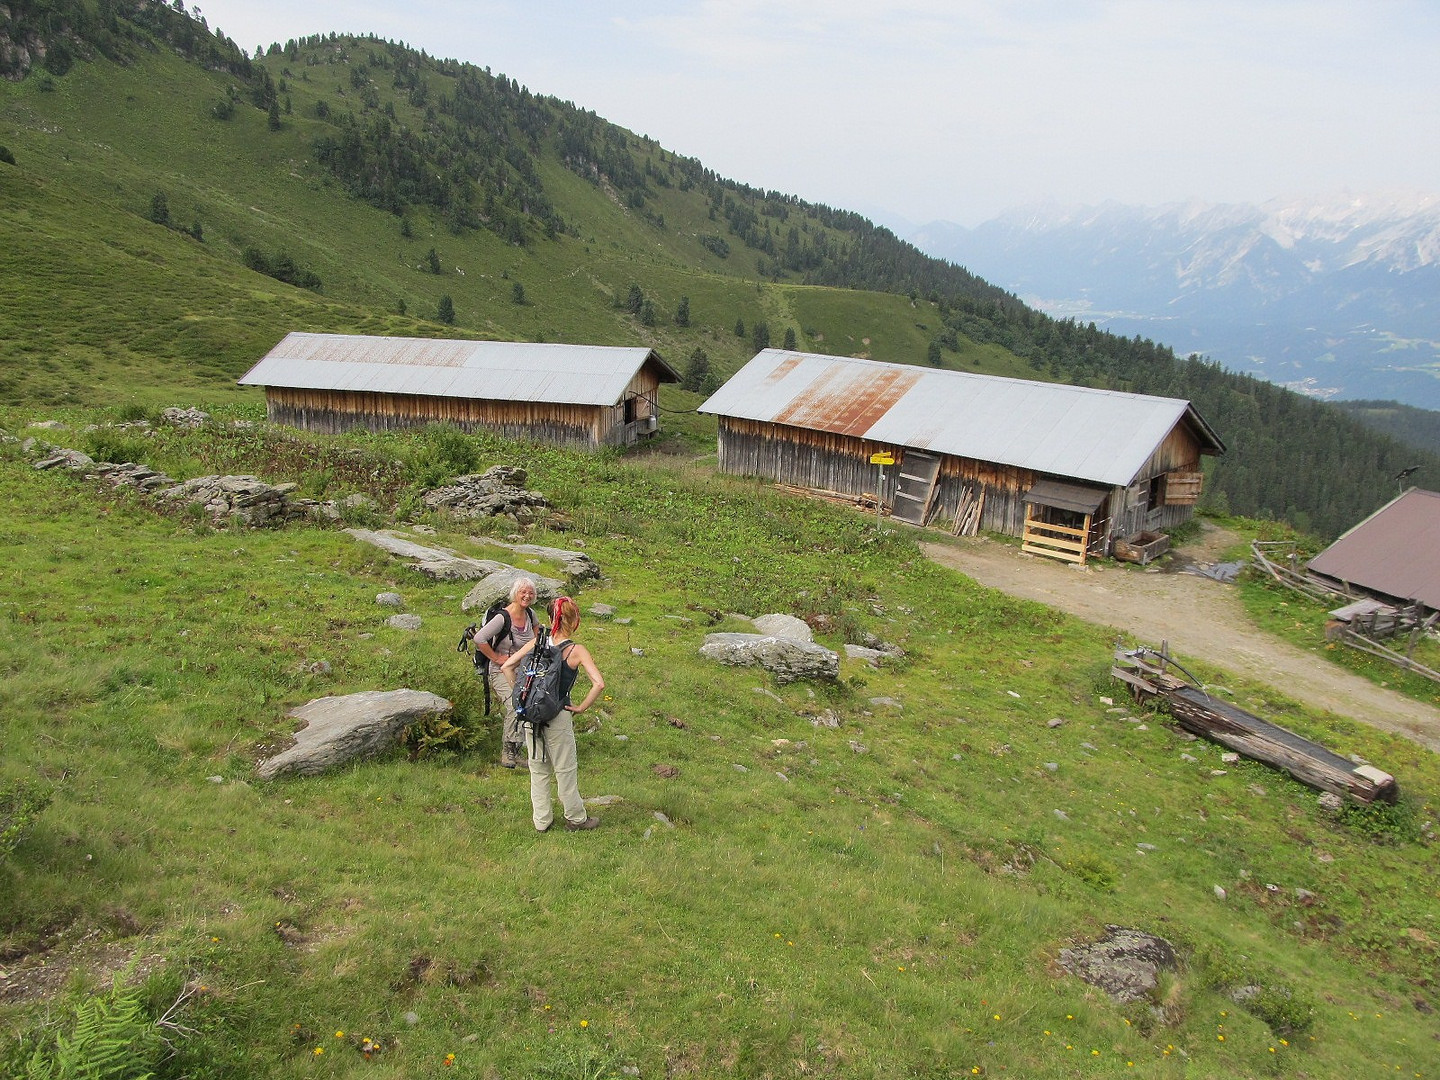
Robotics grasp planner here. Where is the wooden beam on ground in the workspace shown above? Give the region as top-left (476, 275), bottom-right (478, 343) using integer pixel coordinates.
top-left (1112, 645), bottom-right (1399, 805)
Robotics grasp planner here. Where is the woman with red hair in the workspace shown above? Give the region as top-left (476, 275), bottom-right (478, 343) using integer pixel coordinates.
top-left (502, 596), bottom-right (606, 832)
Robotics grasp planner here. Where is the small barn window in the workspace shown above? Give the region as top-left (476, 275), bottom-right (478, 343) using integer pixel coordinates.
top-left (1147, 474), bottom-right (1166, 511)
top-left (623, 396), bottom-right (638, 424)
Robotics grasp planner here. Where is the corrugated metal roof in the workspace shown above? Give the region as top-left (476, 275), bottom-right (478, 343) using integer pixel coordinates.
top-left (1024, 479), bottom-right (1109, 514)
top-left (700, 350), bottom-right (1224, 487)
top-left (238, 333), bottom-right (677, 406)
top-left (1307, 488), bottom-right (1440, 609)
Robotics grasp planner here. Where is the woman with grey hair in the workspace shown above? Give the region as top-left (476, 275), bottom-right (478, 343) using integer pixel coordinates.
top-left (474, 576), bottom-right (539, 768)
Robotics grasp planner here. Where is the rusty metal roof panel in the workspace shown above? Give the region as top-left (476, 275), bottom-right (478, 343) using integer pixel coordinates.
top-left (701, 350), bottom-right (1216, 487)
top-left (238, 332), bottom-right (676, 406)
top-left (1307, 488), bottom-right (1440, 609)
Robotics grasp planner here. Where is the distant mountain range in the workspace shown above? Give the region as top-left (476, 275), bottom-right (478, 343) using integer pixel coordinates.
top-left (910, 193), bottom-right (1440, 410)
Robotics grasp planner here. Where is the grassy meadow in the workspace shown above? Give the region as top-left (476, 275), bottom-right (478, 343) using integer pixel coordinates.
top-left (2, 407), bottom-right (1437, 1079)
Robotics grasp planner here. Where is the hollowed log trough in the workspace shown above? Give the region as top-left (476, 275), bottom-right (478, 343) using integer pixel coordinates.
top-left (1112, 645), bottom-right (1398, 805)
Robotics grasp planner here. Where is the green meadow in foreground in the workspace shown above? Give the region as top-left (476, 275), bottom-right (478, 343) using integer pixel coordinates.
top-left (1, 408), bottom-right (1437, 1079)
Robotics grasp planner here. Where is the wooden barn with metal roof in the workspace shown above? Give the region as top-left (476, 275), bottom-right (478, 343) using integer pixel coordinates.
top-left (239, 333), bottom-right (680, 450)
top-left (700, 350), bottom-right (1225, 563)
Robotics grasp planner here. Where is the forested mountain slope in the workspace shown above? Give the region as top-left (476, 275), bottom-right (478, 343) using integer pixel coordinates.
top-left (2, 0), bottom-right (1437, 537)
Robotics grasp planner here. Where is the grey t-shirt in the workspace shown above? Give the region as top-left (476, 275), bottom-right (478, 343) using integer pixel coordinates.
top-left (480, 608), bottom-right (537, 672)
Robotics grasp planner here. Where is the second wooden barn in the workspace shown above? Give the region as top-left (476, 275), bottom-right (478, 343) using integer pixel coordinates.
top-left (700, 350), bottom-right (1225, 563)
top-left (239, 332), bottom-right (679, 450)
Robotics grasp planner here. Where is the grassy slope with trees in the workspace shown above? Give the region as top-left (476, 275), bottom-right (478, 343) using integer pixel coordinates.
top-left (2, 0), bottom-right (1439, 538)
top-left (2, 8), bottom-right (1439, 1076)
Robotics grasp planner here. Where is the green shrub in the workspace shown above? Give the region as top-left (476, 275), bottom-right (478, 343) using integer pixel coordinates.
top-left (1, 778), bottom-right (51, 858)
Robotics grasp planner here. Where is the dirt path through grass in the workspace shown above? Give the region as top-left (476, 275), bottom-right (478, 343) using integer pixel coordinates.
top-left (921, 523), bottom-right (1440, 754)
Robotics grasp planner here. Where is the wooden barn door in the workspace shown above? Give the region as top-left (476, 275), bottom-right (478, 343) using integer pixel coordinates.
top-left (891, 451), bottom-right (941, 526)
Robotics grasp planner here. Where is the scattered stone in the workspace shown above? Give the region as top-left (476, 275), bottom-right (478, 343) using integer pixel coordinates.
top-left (376, 592), bottom-right (404, 607)
top-left (844, 643), bottom-right (885, 664)
top-left (1053, 809), bottom-right (1070, 821)
top-left (403, 1012), bottom-right (420, 1026)
top-left (848, 741), bottom-right (868, 754)
top-left (589, 603), bottom-right (617, 619)
top-left (1106, 707), bottom-right (1126, 714)
top-left (809, 710), bottom-right (841, 729)
top-left (256, 689), bottom-right (452, 779)
top-left (1043, 762), bottom-right (1059, 772)
top-left (652, 811), bottom-right (676, 829)
top-left (585, 795), bottom-right (623, 807)
top-left (733, 764), bottom-right (748, 773)
top-left (700, 633), bottom-right (839, 684)
top-left (308, 660), bottom-right (332, 675)
top-left (1318, 792), bottom-right (1344, 812)
top-left (652, 764), bottom-right (679, 779)
top-left (1248, 784), bottom-right (1268, 797)
top-left (868, 697), bottom-right (903, 710)
top-left (614, 734), bottom-right (628, 742)
top-left (1316, 851), bottom-right (1334, 863)
top-left (1221, 752), bottom-right (1240, 764)
top-left (386, 614), bottom-right (422, 631)
top-left (206, 775), bottom-right (225, 784)
top-left (1046, 718), bottom-right (1065, 729)
top-left (1137, 842), bottom-right (1158, 851)
top-left (1006, 690), bottom-right (1021, 698)
top-left (1135, 723), bottom-right (1149, 731)
top-left (1209, 769), bottom-right (1227, 777)
top-left (410, 523), bottom-right (437, 535)
top-left (753, 686), bottom-right (784, 703)
top-left (1080, 742), bottom-right (1098, 752)
top-left (1181, 753), bottom-right (1198, 763)
top-left (775, 772), bottom-right (789, 782)
top-left (1295, 888), bottom-right (1316, 903)
top-left (1098, 696), bottom-right (1114, 706)
top-left (1213, 885), bottom-right (1227, 900)
top-left (614, 617), bottom-right (633, 626)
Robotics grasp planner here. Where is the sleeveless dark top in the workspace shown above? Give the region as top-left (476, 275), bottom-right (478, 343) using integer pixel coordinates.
top-left (554, 641), bottom-right (579, 702)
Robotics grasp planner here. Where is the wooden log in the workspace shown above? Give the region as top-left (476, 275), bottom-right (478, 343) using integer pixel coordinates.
top-left (1111, 647), bottom-right (1398, 804)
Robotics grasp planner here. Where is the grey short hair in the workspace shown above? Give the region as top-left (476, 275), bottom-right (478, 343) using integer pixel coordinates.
top-left (509, 576), bottom-right (537, 602)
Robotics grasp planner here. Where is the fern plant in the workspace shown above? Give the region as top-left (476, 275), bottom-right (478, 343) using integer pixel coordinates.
top-left (22, 979), bottom-right (163, 1080)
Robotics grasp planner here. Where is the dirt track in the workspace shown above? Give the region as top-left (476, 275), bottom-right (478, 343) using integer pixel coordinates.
top-left (920, 523), bottom-right (1440, 754)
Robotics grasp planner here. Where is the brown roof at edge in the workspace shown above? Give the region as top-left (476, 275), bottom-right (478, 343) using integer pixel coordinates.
top-left (1306, 488), bottom-right (1440, 610)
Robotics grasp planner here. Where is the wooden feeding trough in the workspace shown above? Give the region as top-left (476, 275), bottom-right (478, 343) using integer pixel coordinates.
top-left (1111, 643), bottom-right (1398, 805)
top-left (1114, 530), bottom-right (1170, 565)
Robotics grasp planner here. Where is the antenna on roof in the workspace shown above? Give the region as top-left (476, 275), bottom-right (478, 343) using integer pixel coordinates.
top-left (1392, 465), bottom-right (1420, 495)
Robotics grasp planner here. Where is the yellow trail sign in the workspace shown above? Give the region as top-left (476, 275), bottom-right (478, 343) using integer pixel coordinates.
top-left (869, 451), bottom-right (896, 466)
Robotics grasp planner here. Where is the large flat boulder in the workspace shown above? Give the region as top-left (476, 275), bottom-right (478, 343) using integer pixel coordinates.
top-left (700, 633), bottom-right (839, 684)
top-left (345, 529), bottom-right (509, 581)
top-left (256, 689), bottom-right (452, 779)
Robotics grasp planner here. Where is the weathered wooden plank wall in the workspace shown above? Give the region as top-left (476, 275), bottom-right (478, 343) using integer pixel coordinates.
top-left (266, 388), bottom-right (608, 448)
top-left (718, 416), bottom-right (1207, 544)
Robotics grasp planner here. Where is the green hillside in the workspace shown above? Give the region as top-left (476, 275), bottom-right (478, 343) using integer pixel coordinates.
top-left (4, 2), bottom-right (1440, 537)
top-left (2, 6), bottom-right (1440, 1079)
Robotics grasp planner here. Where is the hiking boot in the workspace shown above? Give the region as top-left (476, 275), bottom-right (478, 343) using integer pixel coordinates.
top-left (563, 816), bottom-right (601, 831)
top-left (499, 743), bottom-right (517, 769)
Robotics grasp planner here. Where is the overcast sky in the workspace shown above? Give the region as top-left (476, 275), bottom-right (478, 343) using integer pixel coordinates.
top-left (190, 0), bottom-right (1440, 228)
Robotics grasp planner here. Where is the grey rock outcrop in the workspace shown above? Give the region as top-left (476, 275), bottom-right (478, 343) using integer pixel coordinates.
top-left (471, 537), bottom-right (602, 586)
top-left (256, 689), bottom-right (451, 780)
top-left (700, 633), bottom-right (839, 684)
top-left (751, 613), bottom-right (813, 642)
top-left (1056, 926), bottom-right (1178, 1004)
top-left (423, 467), bottom-right (550, 523)
top-left (345, 529), bottom-right (510, 581)
top-left (158, 474), bottom-right (306, 527)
